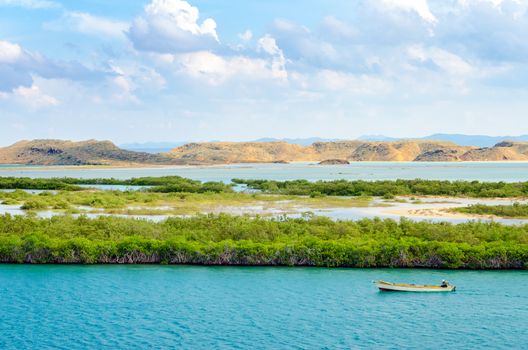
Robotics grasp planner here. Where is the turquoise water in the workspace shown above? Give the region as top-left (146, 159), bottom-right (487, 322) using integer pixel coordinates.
top-left (1, 162), bottom-right (528, 182)
top-left (0, 266), bottom-right (526, 349)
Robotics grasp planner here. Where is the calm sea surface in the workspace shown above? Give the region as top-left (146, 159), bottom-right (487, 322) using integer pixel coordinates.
top-left (1, 162), bottom-right (528, 182)
top-left (0, 265), bottom-right (526, 349)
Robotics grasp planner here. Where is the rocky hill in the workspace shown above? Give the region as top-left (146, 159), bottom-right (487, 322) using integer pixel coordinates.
top-left (165, 140), bottom-right (528, 163)
top-left (1, 139), bottom-right (527, 166)
top-left (460, 141), bottom-right (528, 161)
top-left (165, 142), bottom-right (311, 163)
top-left (0, 139), bottom-right (178, 165)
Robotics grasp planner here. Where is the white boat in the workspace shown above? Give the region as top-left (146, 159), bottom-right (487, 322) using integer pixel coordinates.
top-left (374, 280), bottom-right (456, 292)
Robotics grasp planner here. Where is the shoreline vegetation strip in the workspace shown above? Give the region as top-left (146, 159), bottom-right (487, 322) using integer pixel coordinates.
top-left (451, 203), bottom-right (528, 218)
top-left (0, 214), bottom-right (526, 268)
top-left (232, 179), bottom-right (528, 198)
top-left (2, 176), bottom-right (528, 198)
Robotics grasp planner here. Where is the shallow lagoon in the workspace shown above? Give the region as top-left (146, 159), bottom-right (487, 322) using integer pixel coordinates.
top-left (2, 196), bottom-right (528, 224)
top-left (0, 265), bottom-right (526, 349)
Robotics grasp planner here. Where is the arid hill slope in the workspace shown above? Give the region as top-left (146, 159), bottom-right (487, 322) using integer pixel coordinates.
top-left (1, 139), bottom-right (527, 166)
top-left (165, 142), bottom-right (311, 163)
top-left (166, 140), bottom-right (528, 163)
top-left (0, 139), bottom-right (178, 165)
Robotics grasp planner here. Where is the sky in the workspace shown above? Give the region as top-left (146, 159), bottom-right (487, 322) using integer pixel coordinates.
top-left (1, 0), bottom-right (528, 145)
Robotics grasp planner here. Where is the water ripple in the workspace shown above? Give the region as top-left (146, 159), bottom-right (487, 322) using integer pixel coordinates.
top-left (0, 266), bottom-right (526, 349)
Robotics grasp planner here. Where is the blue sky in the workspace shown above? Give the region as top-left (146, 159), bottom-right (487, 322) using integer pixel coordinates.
top-left (1, 0), bottom-right (528, 145)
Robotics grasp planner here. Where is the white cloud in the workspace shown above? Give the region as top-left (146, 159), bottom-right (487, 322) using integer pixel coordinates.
top-left (257, 34), bottom-right (288, 80)
top-left (0, 39), bottom-right (111, 92)
top-left (175, 51), bottom-right (287, 85)
top-left (110, 76), bottom-right (139, 103)
top-left (382, 0), bottom-right (437, 23)
top-left (2, 84), bottom-right (60, 109)
top-left (128, 0), bottom-right (219, 53)
top-left (408, 45), bottom-right (474, 76)
top-left (0, 40), bottom-right (23, 63)
top-left (109, 63), bottom-right (166, 102)
top-left (257, 34), bottom-right (281, 56)
top-left (404, 45), bottom-right (480, 93)
top-left (44, 12), bottom-right (129, 38)
top-left (270, 18), bottom-right (359, 72)
top-left (458, 0), bottom-right (522, 8)
top-left (238, 30), bottom-right (253, 42)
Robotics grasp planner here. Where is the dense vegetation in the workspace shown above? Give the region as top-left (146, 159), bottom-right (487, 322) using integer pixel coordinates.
top-left (0, 214), bottom-right (526, 268)
top-left (233, 179), bottom-right (528, 198)
top-left (453, 203), bottom-right (528, 218)
top-left (0, 176), bottom-right (232, 193)
top-left (4, 176), bottom-right (528, 197)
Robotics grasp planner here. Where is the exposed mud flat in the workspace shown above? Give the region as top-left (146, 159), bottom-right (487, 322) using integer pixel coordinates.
top-left (2, 195), bottom-right (528, 224)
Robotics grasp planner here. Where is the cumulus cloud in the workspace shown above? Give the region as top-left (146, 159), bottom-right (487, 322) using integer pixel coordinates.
top-left (0, 40), bottom-right (24, 63)
top-left (257, 34), bottom-right (288, 80)
top-left (44, 11), bottom-right (129, 38)
top-left (14, 85), bottom-right (59, 108)
top-left (128, 0), bottom-right (219, 53)
top-left (408, 45), bottom-right (474, 76)
top-left (238, 30), bottom-right (253, 42)
top-left (0, 84), bottom-right (59, 109)
top-left (5, 1), bottom-right (528, 118)
top-left (381, 0), bottom-right (437, 24)
top-left (0, 39), bottom-right (110, 92)
top-left (107, 63), bottom-right (166, 102)
top-left (270, 19), bottom-right (342, 69)
top-left (175, 51), bottom-right (287, 85)
top-left (433, 0), bottom-right (528, 62)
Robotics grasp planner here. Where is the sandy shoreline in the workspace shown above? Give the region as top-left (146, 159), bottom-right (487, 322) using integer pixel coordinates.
top-left (385, 207), bottom-right (498, 221)
top-left (382, 195), bottom-right (528, 221)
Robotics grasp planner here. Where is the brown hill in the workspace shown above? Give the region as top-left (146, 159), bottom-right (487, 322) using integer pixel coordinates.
top-left (460, 141), bottom-right (528, 161)
top-left (0, 139), bottom-right (178, 165)
top-left (165, 140), bottom-right (477, 163)
top-left (324, 140), bottom-right (471, 161)
top-left (1, 139), bottom-right (528, 166)
top-left (166, 141), bottom-right (311, 163)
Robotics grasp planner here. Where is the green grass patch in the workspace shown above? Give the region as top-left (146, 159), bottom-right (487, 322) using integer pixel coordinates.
top-left (1, 189), bottom-right (374, 215)
top-left (452, 203), bottom-right (528, 218)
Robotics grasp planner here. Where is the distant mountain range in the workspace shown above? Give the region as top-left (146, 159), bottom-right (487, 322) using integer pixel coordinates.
top-left (120, 138), bottom-right (337, 152)
top-left (119, 142), bottom-right (187, 153)
top-left (121, 134), bottom-right (528, 153)
top-left (252, 137), bottom-right (340, 146)
top-left (357, 134), bottom-right (528, 148)
top-left (3, 138), bottom-right (525, 166)
top-left (166, 140), bottom-right (528, 163)
top-left (7, 137), bottom-right (526, 166)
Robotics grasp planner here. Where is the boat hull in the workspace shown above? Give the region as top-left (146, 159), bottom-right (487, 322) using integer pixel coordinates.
top-left (375, 281), bottom-right (456, 292)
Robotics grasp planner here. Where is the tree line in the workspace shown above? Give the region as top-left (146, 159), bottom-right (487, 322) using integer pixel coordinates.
top-left (233, 179), bottom-right (528, 198)
top-left (0, 176), bottom-right (232, 193)
top-left (0, 214), bottom-right (526, 268)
